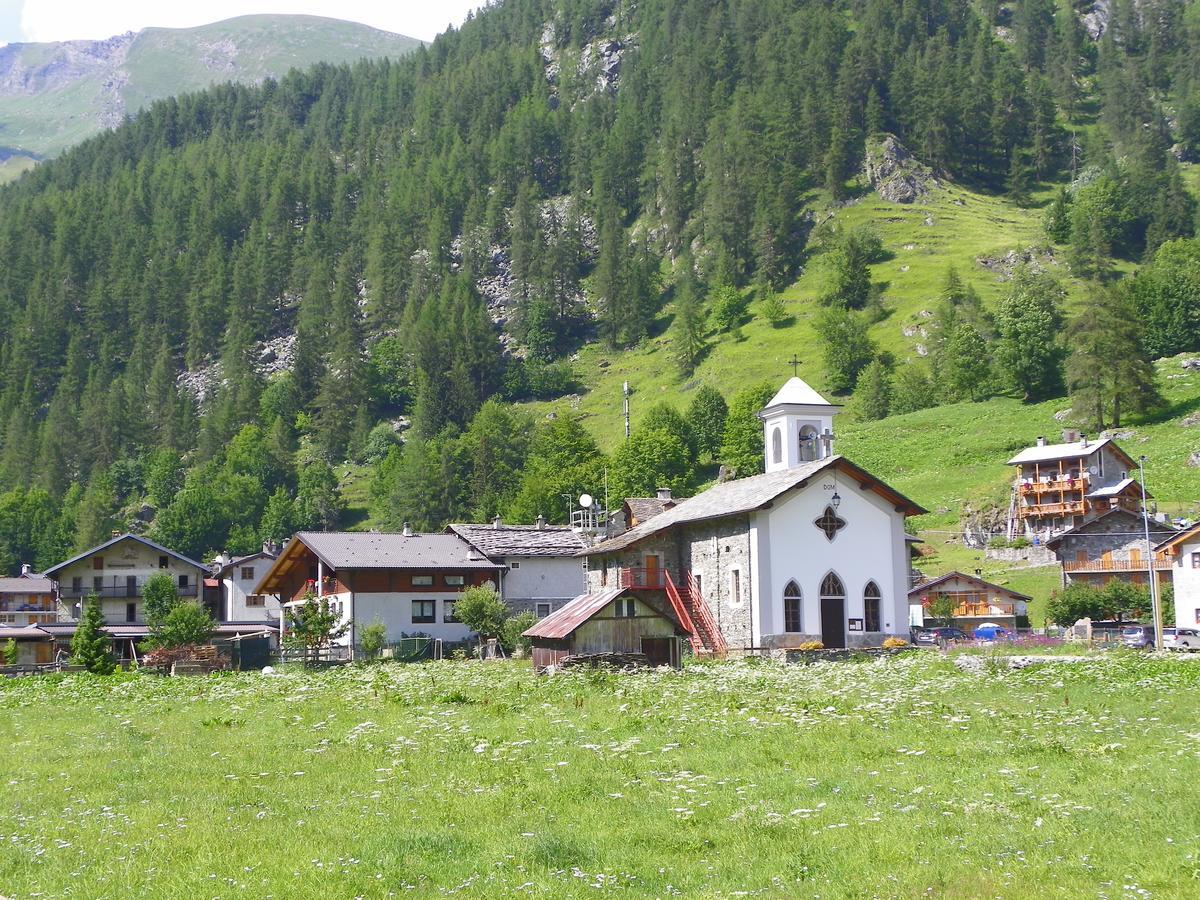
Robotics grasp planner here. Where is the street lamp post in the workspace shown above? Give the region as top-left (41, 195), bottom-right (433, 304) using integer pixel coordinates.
top-left (1137, 455), bottom-right (1163, 649)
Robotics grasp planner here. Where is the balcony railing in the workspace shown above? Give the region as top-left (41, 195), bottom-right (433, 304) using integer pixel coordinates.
top-left (1063, 558), bottom-right (1172, 573)
top-left (619, 567), bottom-right (669, 589)
top-left (59, 583), bottom-right (199, 600)
top-left (1018, 501), bottom-right (1087, 517)
top-left (1019, 475), bottom-right (1088, 494)
top-left (954, 601), bottom-right (1017, 617)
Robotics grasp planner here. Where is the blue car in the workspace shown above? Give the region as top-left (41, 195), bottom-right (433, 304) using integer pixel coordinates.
top-left (973, 624), bottom-right (1012, 642)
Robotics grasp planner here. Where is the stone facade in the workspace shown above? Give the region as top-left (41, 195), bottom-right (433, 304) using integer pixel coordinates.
top-left (678, 516), bottom-right (754, 650)
top-left (1052, 510), bottom-right (1174, 590)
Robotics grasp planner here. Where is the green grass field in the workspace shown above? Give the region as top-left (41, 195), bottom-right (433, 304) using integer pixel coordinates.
top-left (2, 656), bottom-right (1199, 897)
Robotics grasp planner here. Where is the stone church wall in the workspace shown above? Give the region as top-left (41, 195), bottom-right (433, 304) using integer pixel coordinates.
top-left (680, 515), bottom-right (755, 650)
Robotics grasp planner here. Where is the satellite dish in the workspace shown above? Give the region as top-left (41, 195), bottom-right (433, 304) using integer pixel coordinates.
top-left (579, 493), bottom-right (593, 508)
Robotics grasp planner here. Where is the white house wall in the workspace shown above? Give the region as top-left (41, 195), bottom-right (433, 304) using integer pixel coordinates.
top-left (224, 570), bottom-right (282, 624)
top-left (501, 556), bottom-right (587, 614)
top-left (1172, 537), bottom-right (1200, 629)
top-left (758, 477), bottom-right (908, 645)
top-left (351, 592), bottom-right (474, 644)
top-left (53, 540), bottom-right (206, 625)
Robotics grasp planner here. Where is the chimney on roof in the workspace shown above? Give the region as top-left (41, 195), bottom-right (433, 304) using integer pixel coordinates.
top-left (535, 514), bottom-right (547, 530)
top-left (1080, 434), bottom-right (1089, 448)
top-left (111, 530), bottom-right (121, 538)
top-left (1062, 428), bottom-right (1080, 443)
top-left (1036, 436), bottom-right (1047, 447)
top-left (20, 563), bottom-right (32, 577)
top-left (402, 522), bottom-right (412, 537)
top-left (492, 515), bottom-right (502, 529)
top-left (656, 487), bottom-right (673, 501)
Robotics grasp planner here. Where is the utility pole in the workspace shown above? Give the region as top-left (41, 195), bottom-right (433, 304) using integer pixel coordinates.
top-left (1138, 455), bottom-right (1163, 650)
top-left (623, 381), bottom-right (631, 441)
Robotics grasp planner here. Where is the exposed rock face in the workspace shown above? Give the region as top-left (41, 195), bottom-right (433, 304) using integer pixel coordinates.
top-left (540, 17), bottom-right (636, 101)
top-left (960, 504), bottom-right (1008, 550)
top-left (863, 134), bottom-right (938, 203)
top-left (976, 247), bottom-right (1058, 281)
top-left (1082, 0), bottom-right (1112, 40)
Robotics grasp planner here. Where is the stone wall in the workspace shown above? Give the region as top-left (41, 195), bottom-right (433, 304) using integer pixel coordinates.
top-left (679, 516), bottom-right (755, 650)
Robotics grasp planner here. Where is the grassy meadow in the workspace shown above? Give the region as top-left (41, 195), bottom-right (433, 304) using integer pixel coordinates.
top-left (2, 656), bottom-right (1199, 898)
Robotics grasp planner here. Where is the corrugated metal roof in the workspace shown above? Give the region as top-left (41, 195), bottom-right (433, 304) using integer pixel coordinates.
top-left (0, 576), bottom-right (54, 594)
top-left (583, 456), bottom-right (925, 556)
top-left (1086, 478), bottom-right (1137, 498)
top-left (522, 587), bottom-right (628, 639)
top-left (0, 625), bottom-right (52, 640)
top-left (43, 533), bottom-right (207, 577)
top-left (1007, 438), bottom-right (1114, 465)
top-left (447, 524), bottom-right (586, 558)
top-left (295, 531), bottom-right (504, 570)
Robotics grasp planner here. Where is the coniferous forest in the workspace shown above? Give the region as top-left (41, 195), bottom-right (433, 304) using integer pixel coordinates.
top-left (2, 0), bottom-right (1200, 568)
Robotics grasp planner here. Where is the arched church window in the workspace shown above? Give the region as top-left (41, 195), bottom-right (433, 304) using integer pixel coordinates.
top-left (820, 572), bottom-right (845, 600)
top-left (772, 427), bottom-right (782, 465)
top-left (799, 425), bottom-right (819, 462)
top-left (783, 580), bottom-right (802, 632)
top-left (863, 581), bottom-right (881, 633)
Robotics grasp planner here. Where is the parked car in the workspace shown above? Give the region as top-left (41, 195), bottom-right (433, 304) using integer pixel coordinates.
top-left (973, 624), bottom-right (1012, 642)
top-left (1121, 625), bottom-right (1155, 649)
top-left (1163, 628), bottom-right (1200, 651)
top-left (914, 627), bottom-right (969, 646)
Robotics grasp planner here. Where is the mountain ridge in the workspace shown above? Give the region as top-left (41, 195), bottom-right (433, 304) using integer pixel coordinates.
top-left (0, 14), bottom-right (423, 161)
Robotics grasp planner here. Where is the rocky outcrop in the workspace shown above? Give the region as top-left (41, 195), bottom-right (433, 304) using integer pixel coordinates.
top-left (1082, 0), bottom-right (1112, 40)
top-left (976, 246), bottom-right (1058, 281)
top-left (863, 134), bottom-right (938, 203)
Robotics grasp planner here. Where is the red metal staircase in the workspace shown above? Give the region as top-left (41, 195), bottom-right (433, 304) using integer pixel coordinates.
top-left (665, 571), bottom-right (727, 657)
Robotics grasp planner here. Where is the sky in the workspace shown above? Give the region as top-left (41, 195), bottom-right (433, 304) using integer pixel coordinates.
top-left (0, 0), bottom-right (482, 45)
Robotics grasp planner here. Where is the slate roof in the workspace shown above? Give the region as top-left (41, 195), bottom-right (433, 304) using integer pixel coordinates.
top-left (1044, 508), bottom-right (1176, 550)
top-left (623, 498), bottom-right (674, 525)
top-left (907, 571), bottom-right (1032, 602)
top-left (761, 376), bottom-right (838, 409)
top-left (43, 533), bottom-right (207, 577)
top-left (1007, 437), bottom-right (1128, 466)
top-left (0, 576), bottom-right (54, 594)
top-left (291, 531), bottom-right (503, 570)
top-left (1157, 521), bottom-right (1200, 552)
top-left (0, 625), bottom-right (53, 640)
top-left (582, 456), bottom-right (926, 556)
top-left (447, 524), bottom-right (587, 558)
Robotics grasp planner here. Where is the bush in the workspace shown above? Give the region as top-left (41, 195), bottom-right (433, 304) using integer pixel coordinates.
top-left (454, 586), bottom-right (508, 641)
top-left (882, 636), bottom-right (908, 649)
top-left (3, 638), bottom-right (17, 665)
top-left (1010, 536), bottom-right (1031, 549)
top-left (362, 424), bottom-right (398, 464)
top-left (758, 292), bottom-right (788, 326)
top-left (987, 536), bottom-right (1009, 549)
top-left (501, 611), bottom-right (537, 654)
top-left (798, 640), bottom-right (824, 651)
top-left (360, 621), bottom-right (387, 660)
top-left (149, 601), bottom-right (215, 649)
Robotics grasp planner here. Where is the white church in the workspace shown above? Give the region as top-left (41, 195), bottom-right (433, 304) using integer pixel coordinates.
top-left (582, 377), bottom-right (925, 651)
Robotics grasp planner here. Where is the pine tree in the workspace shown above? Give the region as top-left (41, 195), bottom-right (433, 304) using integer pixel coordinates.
top-left (671, 263), bottom-right (706, 377)
top-left (1067, 287), bottom-right (1162, 430)
top-left (71, 595), bottom-right (116, 675)
top-left (853, 359), bottom-right (892, 420)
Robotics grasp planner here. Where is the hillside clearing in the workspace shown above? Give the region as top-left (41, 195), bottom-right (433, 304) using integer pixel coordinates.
top-left (1, 657), bottom-right (1198, 897)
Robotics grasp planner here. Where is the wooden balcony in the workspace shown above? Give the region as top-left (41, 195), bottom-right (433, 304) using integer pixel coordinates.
top-left (1019, 475), bottom-right (1088, 494)
top-left (1063, 558), bottom-right (1172, 573)
top-left (59, 583), bottom-right (198, 600)
top-left (1017, 500), bottom-right (1087, 517)
top-left (954, 601), bottom-right (1016, 617)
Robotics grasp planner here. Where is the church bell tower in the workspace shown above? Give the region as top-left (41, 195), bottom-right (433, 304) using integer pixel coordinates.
top-left (758, 377), bottom-right (841, 473)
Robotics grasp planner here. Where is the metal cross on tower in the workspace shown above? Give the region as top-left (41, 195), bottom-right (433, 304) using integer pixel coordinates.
top-left (788, 354), bottom-right (801, 377)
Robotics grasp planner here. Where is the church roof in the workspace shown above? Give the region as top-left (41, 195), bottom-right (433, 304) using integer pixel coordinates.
top-left (581, 456), bottom-right (926, 556)
top-left (762, 377), bottom-right (837, 409)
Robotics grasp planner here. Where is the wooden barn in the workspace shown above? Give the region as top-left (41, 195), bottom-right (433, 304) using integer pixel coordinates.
top-left (522, 586), bottom-right (688, 672)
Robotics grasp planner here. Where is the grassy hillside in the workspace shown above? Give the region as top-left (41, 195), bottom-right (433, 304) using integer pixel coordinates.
top-left (514, 177), bottom-right (1200, 620)
top-left (0, 15), bottom-right (421, 161)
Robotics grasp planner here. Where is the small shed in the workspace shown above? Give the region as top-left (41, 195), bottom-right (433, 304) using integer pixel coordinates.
top-left (522, 587), bottom-right (687, 672)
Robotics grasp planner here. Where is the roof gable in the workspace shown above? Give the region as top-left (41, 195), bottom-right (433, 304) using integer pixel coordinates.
top-left (908, 571), bottom-right (1032, 602)
top-left (1156, 521), bottom-right (1200, 553)
top-left (762, 376), bottom-right (837, 409)
top-left (522, 587), bottom-right (683, 640)
top-left (583, 456), bottom-right (925, 556)
top-left (43, 533), bottom-right (207, 577)
top-left (1045, 508), bottom-right (1177, 549)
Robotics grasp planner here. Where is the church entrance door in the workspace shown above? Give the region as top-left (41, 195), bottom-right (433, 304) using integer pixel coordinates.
top-left (819, 572), bottom-right (847, 648)
top-left (820, 598), bottom-right (846, 648)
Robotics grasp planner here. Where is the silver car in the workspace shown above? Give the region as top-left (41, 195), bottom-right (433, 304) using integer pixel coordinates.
top-left (1121, 625), bottom-right (1155, 649)
top-left (1164, 628), bottom-right (1200, 651)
